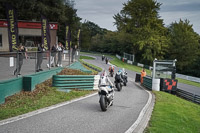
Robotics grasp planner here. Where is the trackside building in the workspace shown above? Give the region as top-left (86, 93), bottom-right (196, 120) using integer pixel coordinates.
top-left (0, 19), bottom-right (58, 51)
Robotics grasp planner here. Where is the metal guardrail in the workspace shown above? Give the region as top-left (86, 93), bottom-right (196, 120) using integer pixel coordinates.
top-left (176, 89), bottom-right (200, 104)
top-left (79, 60), bottom-right (102, 72)
top-left (0, 50), bottom-right (80, 81)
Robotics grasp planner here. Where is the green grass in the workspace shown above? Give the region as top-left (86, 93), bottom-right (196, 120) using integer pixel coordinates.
top-left (145, 91), bottom-right (200, 133)
top-left (109, 55), bottom-right (152, 75)
top-left (80, 55), bottom-right (95, 60)
top-left (0, 80), bottom-right (94, 120)
top-left (79, 59), bottom-right (102, 72)
top-left (177, 78), bottom-right (200, 88)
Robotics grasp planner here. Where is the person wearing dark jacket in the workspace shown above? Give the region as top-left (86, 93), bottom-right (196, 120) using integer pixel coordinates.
top-left (57, 42), bottom-right (64, 67)
top-left (14, 45), bottom-right (27, 76)
top-left (47, 43), bottom-right (58, 67)
top-left (36, 44), bottom-right (45, 72)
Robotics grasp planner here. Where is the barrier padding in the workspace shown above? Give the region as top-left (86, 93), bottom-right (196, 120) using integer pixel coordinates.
top-left (0, 77), bottom-right (23, 104)
top-left (53, 75), bottom-right (100, 90)
top-left (23, 67), bottom-right (63, 91)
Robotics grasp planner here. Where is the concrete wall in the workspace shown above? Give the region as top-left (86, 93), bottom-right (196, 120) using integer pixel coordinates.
top-left (0, 27), bottom-right (9, 51)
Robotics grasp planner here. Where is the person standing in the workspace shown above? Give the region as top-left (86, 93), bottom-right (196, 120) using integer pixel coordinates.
top-left (141, 68), bottom-right (146, 84)
top-left (47, 43), bottom-right (58, 67)
top-left (57, 42), bottom-right (64, 67)
top-left (36, 44), bottom-right (45, 72)
top-left (14, 45), bottom-right (27, 76)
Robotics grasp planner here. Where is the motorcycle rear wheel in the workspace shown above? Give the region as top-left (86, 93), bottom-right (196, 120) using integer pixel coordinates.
top-left (100, 95), bottom-right (107, 111)
top-left (116, 83), bottom-right (122, 91)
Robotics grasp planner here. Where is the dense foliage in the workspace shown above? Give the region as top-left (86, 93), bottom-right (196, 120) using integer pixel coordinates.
top-left (0, 0), bottom-right (199, 77)
top-left (81, 0), bottom-right (200, 77)
top-left (0, 0), bottom-right (81, 45)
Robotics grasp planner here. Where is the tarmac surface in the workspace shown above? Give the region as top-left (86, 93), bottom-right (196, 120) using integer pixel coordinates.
top-left (0, 54), bottom-right (150, 133)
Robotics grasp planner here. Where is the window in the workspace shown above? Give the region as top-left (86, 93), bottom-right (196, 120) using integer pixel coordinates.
top-left (19, 35), bottom-right (41, 47)
top-left (0, 35), bottom-right (2, 47)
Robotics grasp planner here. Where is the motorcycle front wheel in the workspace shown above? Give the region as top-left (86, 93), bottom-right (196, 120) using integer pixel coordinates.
top-left (100, 95), bottom-right (107, 111)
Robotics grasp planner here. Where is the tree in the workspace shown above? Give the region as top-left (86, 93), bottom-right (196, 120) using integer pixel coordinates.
top-left (0, 0), bottom-right (81, 45)
top-left (80, 20), bottom-right (107, 51)
top-left (113, 0), bottom-right (169, 65)
top-left (168, 19), bottom-right (200, 74)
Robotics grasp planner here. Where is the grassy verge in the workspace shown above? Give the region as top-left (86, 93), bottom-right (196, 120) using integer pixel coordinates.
top-left (109, 55), bottom-right (152, 75)
top-left (80, 55), bottom-right (95, 60)
top-left (145, 91), bottom-right (200, 133)
top-left (0, 69), bottom-right (95, 120)
top-left (79, 57), bottom-right (102, 73)
top-left (177, 78), bottom-right (200, 88)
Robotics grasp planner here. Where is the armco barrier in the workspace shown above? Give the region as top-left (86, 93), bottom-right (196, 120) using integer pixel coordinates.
top-left (53, 75), bottom-right (100, 90)
top-left (176, 89), bottom-right (200, 104)
top-left (79, 60), bottom-right (101, 72)
top-left (143, 76), bottom-right (152, 90)
top-left (0, 77), bottom-right (23, 104)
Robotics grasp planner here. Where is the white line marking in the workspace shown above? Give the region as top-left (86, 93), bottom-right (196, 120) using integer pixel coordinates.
top-left (125, 78), bottom-right (153, 133)
top-left (0, 93), bottom-right (97, 126)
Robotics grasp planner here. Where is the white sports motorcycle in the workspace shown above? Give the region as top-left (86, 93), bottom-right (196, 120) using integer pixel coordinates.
top-left (98, 85), bottom-right (114, 111)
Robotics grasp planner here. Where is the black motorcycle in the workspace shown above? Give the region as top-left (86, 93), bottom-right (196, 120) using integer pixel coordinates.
top-left (105, 58), bottom-right (108, 64)
top-left (114, 75), bottom-right (122, 91)
top-left (122, 72), bottom-right (128, 86)
top-left (102, 56), bottom-right (105, 61)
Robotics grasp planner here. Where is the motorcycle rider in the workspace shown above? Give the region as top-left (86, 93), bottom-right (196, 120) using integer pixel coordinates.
top-left (109, 65), bottom-right (114, 75)
top-left (121, 68), bottom-right (128, 85)
top-left (115, 69), bottom-right (123, 83)
top-left (99, 70), bottom-right (114, 92)
top-left (105, 57), bottom-right (109, 64)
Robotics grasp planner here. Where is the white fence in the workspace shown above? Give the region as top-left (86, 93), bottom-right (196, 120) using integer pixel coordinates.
top-left (176, 73), bottom-right (200, 83)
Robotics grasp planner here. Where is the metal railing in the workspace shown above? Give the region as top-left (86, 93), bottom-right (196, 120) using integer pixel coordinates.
top-left (0, 50), bottom-right (80, 81)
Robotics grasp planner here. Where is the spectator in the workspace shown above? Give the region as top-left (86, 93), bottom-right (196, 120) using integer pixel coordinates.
top-left (47, 43), bottom-right (58, 67)
top-left (57, 42), bottom-right (64, 67)
top-left (36, 44), bottom-right (45, 72)
top-left (14, 44), bottom-right (27, 76)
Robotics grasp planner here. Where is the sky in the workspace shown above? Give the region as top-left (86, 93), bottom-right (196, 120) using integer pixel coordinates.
top-left (74, 0), bottom-right (200, 34)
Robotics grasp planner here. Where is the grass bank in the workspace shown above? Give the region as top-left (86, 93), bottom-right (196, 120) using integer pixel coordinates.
top-left (0, 69), bottom-right (95, 120)
top-left (80, 55), bottom-right (95, 60)
top-left (109, 55), bottom-right (152, 75)
top-left (79, 55), bottom-right (102, 73)
top-left (145, 91), bottom-right (200, 133)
